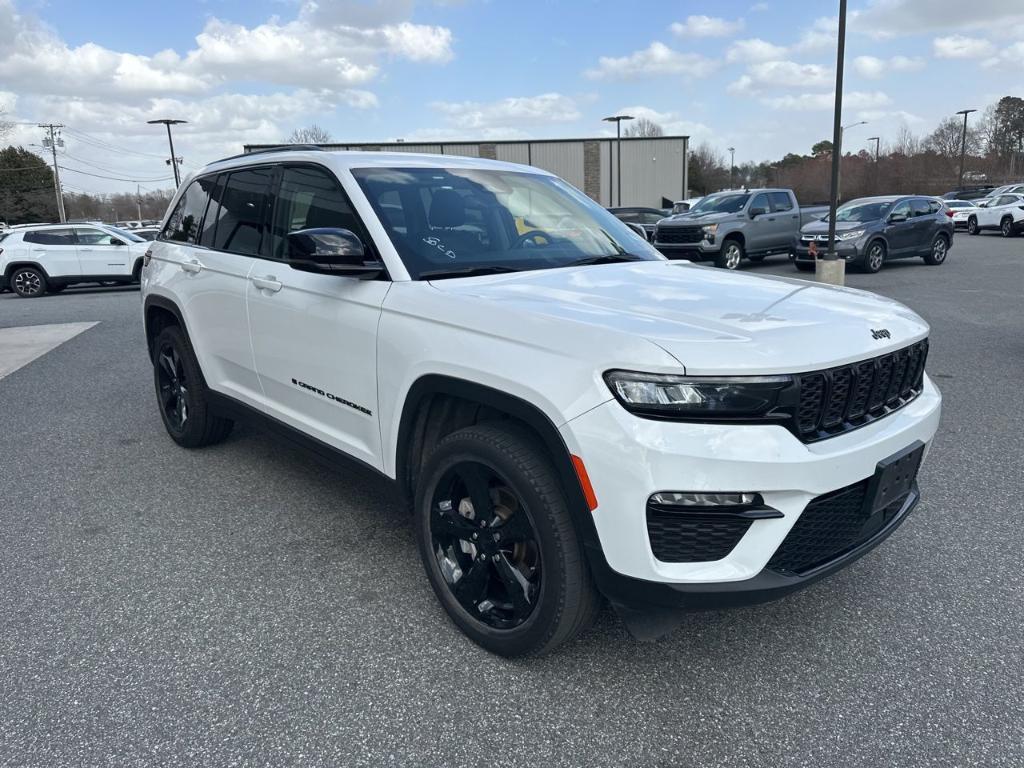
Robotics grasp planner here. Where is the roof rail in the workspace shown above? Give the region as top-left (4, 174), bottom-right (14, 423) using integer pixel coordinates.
top-left (215, 144), bottom-right (325, 164)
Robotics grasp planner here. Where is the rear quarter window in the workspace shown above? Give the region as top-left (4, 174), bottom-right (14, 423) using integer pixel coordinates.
top-left (160, 176), bottom-right (218, 244)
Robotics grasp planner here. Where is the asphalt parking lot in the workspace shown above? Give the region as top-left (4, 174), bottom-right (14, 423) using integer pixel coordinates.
top-left (1, 233), bottom-right (1022, 767)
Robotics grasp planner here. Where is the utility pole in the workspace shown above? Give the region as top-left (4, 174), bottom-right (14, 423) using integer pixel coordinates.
top-left (602, 115), bottom-right (634, 206)
top-left (136, 183), bottom-right (143, 222)
top-left (38, 123), bottom-right (67, 223)
top-left (147, 118), bottom-right (187, 186)
top-left (818, 0), bottom-right (848, 287)
top-left (728, 147), bottom-right (736, 188)
top-left (955, 109), bottom-right (977, 190)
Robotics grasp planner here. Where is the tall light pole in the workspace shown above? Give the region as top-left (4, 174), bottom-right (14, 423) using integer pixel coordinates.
top-left (602, 115), bottom-right (634, 206)
top-left (956, 108), bottom-right (977, 190)
top-left (147, 118), bottom-right (187, 186)
top-left (819, 0), bottom-right (848, 287)
top-left (727, 146), bottom-right (736, 187)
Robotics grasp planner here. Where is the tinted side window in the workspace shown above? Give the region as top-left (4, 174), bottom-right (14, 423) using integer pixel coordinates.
top-left (76, 228), bottom-right (120, 245)
top-left (750, 193), bottom-right (769, 212)
top-left (198, 175), bottom-right (227, 248)
top-left (615, 211), bottom-right (640, 222)
top-left (212, 168), bottom-right (274, 256)
top-left (911, 199), bottom-right (931, 217)
top-left (769, 192), bottom-right (793, 212)
top-left (995, 195), bottom-right (1014, 207)
top-left (640, 211), bottom-right (665, 224)
top-left (927, 199), bottom-right (942, 214)
top-left (890, 201), bottom-right (912, 219)
top-left (24, 228), bottom-right (76, 245)
top-left (161, 176), bottom-right (217, 244)
top-left (270, 165), bottom-right (371, 260)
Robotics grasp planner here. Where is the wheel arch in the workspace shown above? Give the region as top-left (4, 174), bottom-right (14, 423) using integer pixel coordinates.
top-left (394, 374), bottom-right (604, 559)
top-left (143, 294), bottom-right (192, 362)
top-left (721, 230), bottom-right (745, 248)
top-left (4, 261), bottom-right (51, 280)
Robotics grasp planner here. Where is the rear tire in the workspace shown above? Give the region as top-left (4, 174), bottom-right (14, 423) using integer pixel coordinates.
top-left (715, 239), bottom-right (744, 270)
top-left (923, 234), bottom-right (949, 265)
top-left (414, 423), bottom-right (600, 657)
top-left (152, 325), bottom-right (233, 448)
top-left (10, 266), bottom-right (47, 298)
top-left (967, 217), bottom-right (979, 235)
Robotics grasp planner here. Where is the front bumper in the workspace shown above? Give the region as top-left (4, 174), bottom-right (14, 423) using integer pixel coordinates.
top-left (653, 235), bottom-right (718, 259)
top-left (561, 374), bottom-right (941, 608)
top-left (793, 239), bottom-right (864, 263)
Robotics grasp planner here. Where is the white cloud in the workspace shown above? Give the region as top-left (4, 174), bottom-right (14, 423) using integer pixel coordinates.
top-left (852, 54), bottom-right (925, 78)
top-left (932, 34), bottom-right (995, 58)
top-left (728, 61), bottom-right (832, 94)
top-left (981, 40), bottom-right (1024, 69)
top-left (670, 15), bottom-right (744, 38)
top-left (856, 0), bottom-right (1024, 35)
top-left (762, 91), bottom-right (892, 111)
top-left (794, 16), bottom-right (840, 51)
top-left (431, 93), bottom-right (581, 130)
top-left (609, 105), bottom-right (715, 141)
top-left (725, 38), bottom-right (788, 63)
top-left (585, 42), bottom-right (718, 80)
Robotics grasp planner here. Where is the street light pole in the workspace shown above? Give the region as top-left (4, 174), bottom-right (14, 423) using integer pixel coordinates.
top-left (727, 146), bottom-right (736, 187)
top-left (602, 115), bottom-right (634, 206)
top-left (147, 118), bottom-right (187, 186)
top-left (956, 109), bottom-right (977, 190)
top-left (818, 0), bottom-right (848, 287)
top-left (867, 135), bottom-right (881, 193)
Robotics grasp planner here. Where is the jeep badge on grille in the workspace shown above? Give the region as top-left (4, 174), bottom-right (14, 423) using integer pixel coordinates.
top-left (871, 329), bottom-right (891, 340)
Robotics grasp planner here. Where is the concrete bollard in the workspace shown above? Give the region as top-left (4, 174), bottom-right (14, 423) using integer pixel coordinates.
top-left (815, 259), bottom-right (846, 286)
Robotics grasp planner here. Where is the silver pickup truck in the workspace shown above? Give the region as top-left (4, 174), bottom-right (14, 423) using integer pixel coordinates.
top-left (653, 188), bottom-right (828, 270)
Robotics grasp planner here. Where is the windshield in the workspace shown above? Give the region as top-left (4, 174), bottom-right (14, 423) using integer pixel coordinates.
top-left (105, 225), bottom-right (145, 242)
top-left (688, 193), bottom-right (750, 215)
top-left (832, 201), bottom-right (894, 222)
top-left (352, 167), bottom-right (662, 279)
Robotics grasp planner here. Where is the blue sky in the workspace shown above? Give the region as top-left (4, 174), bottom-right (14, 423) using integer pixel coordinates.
top-left (2, 0), bottom-right (1023, 193)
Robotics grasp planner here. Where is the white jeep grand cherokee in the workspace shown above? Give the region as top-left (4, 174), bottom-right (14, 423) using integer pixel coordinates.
top-left (141, 148), bottom-right (941, 656)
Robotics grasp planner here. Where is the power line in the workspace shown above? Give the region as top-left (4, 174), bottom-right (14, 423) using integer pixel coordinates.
top-left (62, 127), bottom-right (168, 159)
top-left (58, 164), bottom-right (174, 183)
top-left (61, 150), bottom-right (165, 179)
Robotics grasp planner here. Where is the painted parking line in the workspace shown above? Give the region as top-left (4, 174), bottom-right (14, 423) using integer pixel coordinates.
top-left (0, 322), bottom-right (98, 380)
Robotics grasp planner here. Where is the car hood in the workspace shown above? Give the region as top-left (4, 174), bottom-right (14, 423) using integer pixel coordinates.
top-left (430, 261), bottom-right (928, 375)
top-left (660, 211), bottom-right (733, 226)
top-left (801, 219), bottom-right (877, 235)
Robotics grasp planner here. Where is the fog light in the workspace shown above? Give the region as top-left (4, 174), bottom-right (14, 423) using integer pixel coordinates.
top-left (650, 492), bottom-right (760, 507)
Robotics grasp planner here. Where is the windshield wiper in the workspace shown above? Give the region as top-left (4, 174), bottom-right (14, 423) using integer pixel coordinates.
top-left (419, 265), bottom-right (524, 280)
top-left (563, 253), bottom-right (645, 267)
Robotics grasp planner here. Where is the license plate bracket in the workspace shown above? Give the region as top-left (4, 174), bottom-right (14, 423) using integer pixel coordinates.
top-left (864, 441), bottom-right (924, 514)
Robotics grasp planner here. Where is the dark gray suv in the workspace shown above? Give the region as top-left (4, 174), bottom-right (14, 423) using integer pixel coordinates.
top-left (793, 195), bottom-right (954, 274)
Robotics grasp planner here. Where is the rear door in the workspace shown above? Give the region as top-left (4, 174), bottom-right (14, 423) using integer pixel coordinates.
top-left (157, 171), bottom-right (264, 403)
top-left (23, 228), bottom-right (80, 278)
top-left (74, 226), bottom-right (131, 277)
top-left (246, 163), bottom-right (389, 469)
top-left (909, 198), bottom-right (935, 254)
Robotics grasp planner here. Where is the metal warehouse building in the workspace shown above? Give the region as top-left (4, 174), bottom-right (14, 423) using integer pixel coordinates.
top-left (243, 135), bottom-right (690, 209)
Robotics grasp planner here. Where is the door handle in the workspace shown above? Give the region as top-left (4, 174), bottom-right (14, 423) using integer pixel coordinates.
top-left (180, 259), bottom-right (202, 274)
top-left (251, 275), bottom-right (282, 293)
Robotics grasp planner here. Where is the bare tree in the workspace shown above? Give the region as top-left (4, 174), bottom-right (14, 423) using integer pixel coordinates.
top-left (891, 125), bottom-right (921, 157)
top-left (925, 116), bottom-right (981, 159)
top-left (623, 118), bottom-right (664, 138)
top-left (287, 124), bottom-right (333, 144)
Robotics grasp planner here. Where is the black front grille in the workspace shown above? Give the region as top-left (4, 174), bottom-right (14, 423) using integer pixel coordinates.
top-left (766, 481), bottom-right (913, 575)
top-left (656, 226), bottom-right (703, 245)
top-left (646, 509), bottom-right (751, 562)
top-left (792, 339), bottom-right (928, 442)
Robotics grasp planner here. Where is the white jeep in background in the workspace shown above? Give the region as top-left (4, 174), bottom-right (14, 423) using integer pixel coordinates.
top-left (141, 148), bottom-right (941, 657)
top-left (0, 223), bottom-right (149, 297)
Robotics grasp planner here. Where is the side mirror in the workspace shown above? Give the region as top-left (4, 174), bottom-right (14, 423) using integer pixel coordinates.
top-left (888, 212), bottom-right (908, 223)
top-left (749, 206), bottom-right (767, 218)
top-left (111, 238), bottom-right (126, 246)
top-left (286, 228), bottom-right (384, 279)
top-left (625, 222), bottom-right (649, 240)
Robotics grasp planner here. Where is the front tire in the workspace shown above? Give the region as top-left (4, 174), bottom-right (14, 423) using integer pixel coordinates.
top-left (11, 266), bottom-right (47, 298)
top-left (924, 234), bottom-right (949, 265)
top-left (967, 217), bottom-right (979, 235)
top-left (415, 423), bottom-right (600, 657)
top-left (152, 325), bottom-right (233, 448)
top-left (861, 240), bottom-right (885, 273)
top-left (715, 239), bottom-right (744, 270)
top-left (1001, 217), bottom-right (1016, 238)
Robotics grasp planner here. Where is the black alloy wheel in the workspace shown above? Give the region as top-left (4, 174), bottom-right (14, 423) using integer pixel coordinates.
top-left (11, 267), bottom-right (46, 298)
top-left (967, 217), bottom-right (979, 235)
top-left (156, 342), bottom-right (190, 432)
top-left (430, 461), bottom-right (542, 629)
top-left (1001, 217), bottom-right (1015, 238)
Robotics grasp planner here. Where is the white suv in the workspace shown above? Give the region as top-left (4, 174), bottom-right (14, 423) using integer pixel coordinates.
top-left (0, 223), bottom-right (149, 297)
top-left (967, 192), bottom-right (1024, 237)
top-left (141, 148), bottom-right (942, 656)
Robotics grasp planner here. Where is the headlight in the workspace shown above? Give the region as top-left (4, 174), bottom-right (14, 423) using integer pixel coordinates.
top-left (701, 224), bottom-right (718, 236)
top-left (604, 370), bottom-right (793, 419)
top-left (836, 229), bottom-right (865, 241)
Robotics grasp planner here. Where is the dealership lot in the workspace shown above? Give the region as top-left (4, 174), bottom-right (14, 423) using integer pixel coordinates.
top-left (1, 235), bottom-right (1022, 767)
